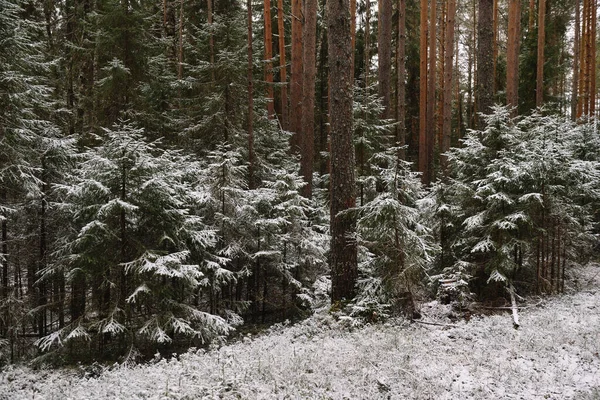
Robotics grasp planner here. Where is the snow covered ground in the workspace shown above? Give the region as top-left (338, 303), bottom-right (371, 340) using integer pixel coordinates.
top-left (1, 264), bottom-right (599, 400)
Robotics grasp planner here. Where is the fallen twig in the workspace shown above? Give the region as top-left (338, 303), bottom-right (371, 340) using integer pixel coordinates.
top-left (412, 320), bottom-right (458, 328)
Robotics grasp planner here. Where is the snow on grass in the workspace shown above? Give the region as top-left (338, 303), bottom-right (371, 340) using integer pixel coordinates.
top-left (2, 264), bottom-right (599, 400)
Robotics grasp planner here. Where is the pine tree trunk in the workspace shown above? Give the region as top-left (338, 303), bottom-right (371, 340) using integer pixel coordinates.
top-left (441, 0), bottom-right (456, 173)
top-left (536, 0), bottom-right (546, 107)
top-left (493, 0), bottom-right (498, 93)
top-left (277, 0), bottom-right (288, 128)
top-left (418, 0), bottom-right (428, 183)
top-left (1, 188), bottom-right (7, 337)
top-left (248, 0), bottom-right (255, 189)
top-left (476, 0), bottom-right (494, 125)
top-left (318, 25), bottom-right (329, 177)
top-left (300, 0), bottom-right (318, 198)
top-left (589, 0), bottom-right (598, 116)
top-left (426, 0), bottom-right (436, 181)
top-left (328, 0), bottom-right (357, 302)
top-left (208, 0), bottom-right (215, 82)
top-left (507, 0), bottom-right (521, 116)
top-left (378, 0), bottom-right (392, 118)
top-left (178, 0), bottom-right (184, 80)
top-left (528, 0), bottom-right (535, 31)
top-left (577, 0), bottom-right (587, 117)
top-left (351, 0), bottom-right (356, 62)
top-left (290, 0), bottom-right (303, 151)
top-left (39, 159), bottom-right (49, 337)
top-left (396, 0), bottom-right (406, 159)
top-left (571, 0), bottom-right (580, 121)
top-left (264, 0), bottom-right (275, 117)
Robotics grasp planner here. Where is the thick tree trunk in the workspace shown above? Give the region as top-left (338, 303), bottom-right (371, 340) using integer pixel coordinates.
top-left (300, 0), bottom-right (318, 198)
top-left (328, 0), bottom-right (357, 302)
top-left (378, 0), bottom-right (392, 118)
top-left (506, 0), bottom-right (521, 116)
top-left (476, 0), bottom-right (494, 125)
top-left (536, 0), bottom-right (545, 107)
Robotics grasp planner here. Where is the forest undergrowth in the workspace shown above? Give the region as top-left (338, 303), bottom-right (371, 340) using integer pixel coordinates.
top-left (1, 262), bottom-right (598, 400)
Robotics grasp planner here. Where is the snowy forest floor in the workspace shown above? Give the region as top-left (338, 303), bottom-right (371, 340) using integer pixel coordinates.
top-left (1, 264), bottom-right (600, 400)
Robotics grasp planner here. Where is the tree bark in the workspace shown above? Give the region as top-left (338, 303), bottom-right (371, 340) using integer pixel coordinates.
top-left (178, 0), bottom-right (184, 80)
top-left (441, 0), bottom-right (456, 173)
top-left (290, 0), bottom-right (303, 151)
top-left (264, 0), bottom-right (275, 117)
top-left (426, 0), bottom-right (436, 181)
top-left (476, 0), bottom-right (494, 125)
top-left (248, 0), bottom-right (255, 189)
top-left (536, 0), bottom-right (545, 107)
top-left (300, 0), bottom-right (318, 198)
top-left (208, 0), bottom-right (215, 81)
top-left (418, 0), bottom-right (428, 183)
top-left (328, 0), bottom-right (357, 302)
top-left (1, 190), bottom-right (7, 303)
top-left (378, 0), bottom-right (392, 118)
top-left (506, 0), bottom-right (521, 116)
top-left (277, 0), bottom-right (288, 128)
top-left (493, 0), bottom-right (498, 94)
top-left (396, 0), bottom-right (406, 159)
top-left (571, 0), bottom-right (580, 120)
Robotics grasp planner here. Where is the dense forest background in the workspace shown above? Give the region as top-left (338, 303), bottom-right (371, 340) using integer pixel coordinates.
top-left (0, 0), bottom-right (599, 365)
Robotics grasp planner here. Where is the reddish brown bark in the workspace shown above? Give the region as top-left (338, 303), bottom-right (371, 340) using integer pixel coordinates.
top-left (277, 0), bottom-right (288, 128)
top-left (441, 0), bottom-right (456, 173)
top-left (264, 0), bottom-right (275, 117)
top-left (290, 0), bottom-right (303, 150)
